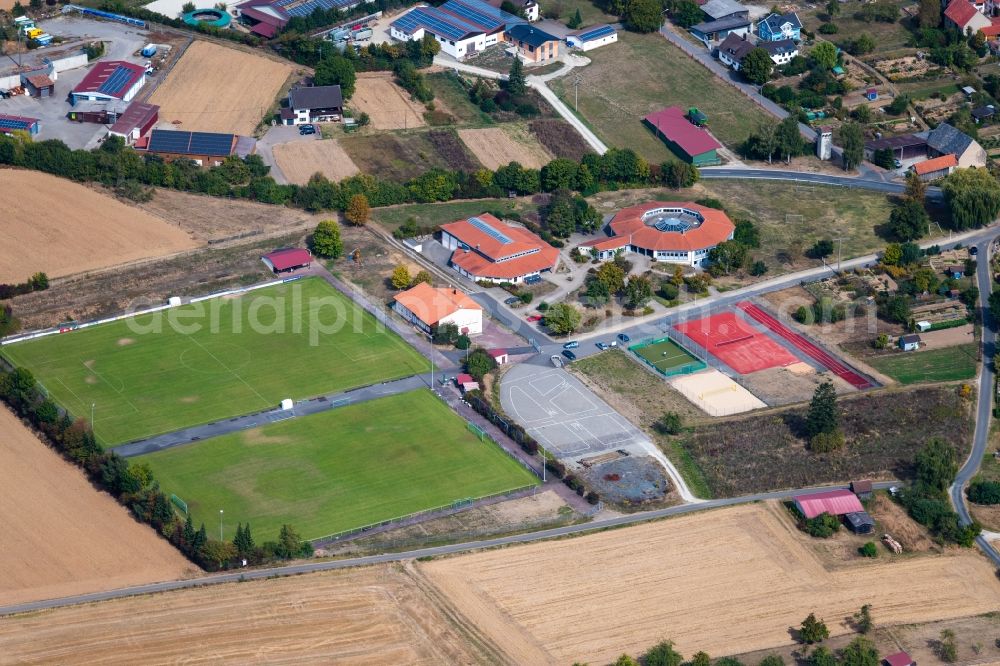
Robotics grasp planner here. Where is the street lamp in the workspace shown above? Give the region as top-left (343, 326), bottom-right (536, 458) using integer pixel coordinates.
top-left (219, 509), bottom-right (224, 541)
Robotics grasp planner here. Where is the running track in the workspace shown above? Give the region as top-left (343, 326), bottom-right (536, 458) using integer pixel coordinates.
top-left (736, 302), bottom-right (875, 389)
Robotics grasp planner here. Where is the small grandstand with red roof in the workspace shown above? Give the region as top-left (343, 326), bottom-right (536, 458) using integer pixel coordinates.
top-left (579, 201), bottom-right (735, 267)
top-left (440, 213), bottom-right (559, 284)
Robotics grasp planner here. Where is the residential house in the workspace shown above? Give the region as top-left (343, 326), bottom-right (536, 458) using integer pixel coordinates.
top-left (911, 153), bottom-right (957, 181)
top-left (505, 23), bottom-right (560, 62)
top-left (944, 0), bottom-right (991, 34)
top-left (691, 15), bottom-right (751, 44)
top-left (282, 85), bottom-right (343, 125)
top-left (925, 122), bottom-right (987, 168)
top-left (760, 38), bottom-right (798, 65)
top-left (716, 32), bottom-right (754, 69)
top-left (972, 104), bottom-right (995, 122)
top-left (898, 334), bottom-right (921, 351)
top-left (757, 11), bottom-right (801, 41)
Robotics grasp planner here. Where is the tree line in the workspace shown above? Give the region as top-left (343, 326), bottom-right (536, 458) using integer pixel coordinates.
top-left (0, 364), bottom-right (312, 571)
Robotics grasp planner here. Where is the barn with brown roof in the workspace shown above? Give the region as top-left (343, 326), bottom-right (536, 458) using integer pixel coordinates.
top-left (579, 201), bottom-right (735, 266)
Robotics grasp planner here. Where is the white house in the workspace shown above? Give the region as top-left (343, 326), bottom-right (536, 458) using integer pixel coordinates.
top-left (566, 24), bottom-right (618, 51)
top-left (392, 282), bottom-right (484, 336)
top-left (283, 85), bottom-right (343, 125)
top-left (390, 0), bottom-right (524, 60)
top-left (761, 38), bottom-right (798, 65)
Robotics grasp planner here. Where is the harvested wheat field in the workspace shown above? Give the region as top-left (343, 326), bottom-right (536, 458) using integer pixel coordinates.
top-left (0, 564), bottom-right (491, 665)
top-left (351, 73), bottom-right (426, 129)
top-left (0, 170), bottom-right (196, 282)
top-left (273, 138), bottom-right (360, 184)
top-left (458, 126), bottom-right (553, 170)
top-left (148, 41), bottom-right (294, 135)
top-left (0, 407), bottom-right (194, 608)
top-left (420, 502), bottom-right (1000, 663)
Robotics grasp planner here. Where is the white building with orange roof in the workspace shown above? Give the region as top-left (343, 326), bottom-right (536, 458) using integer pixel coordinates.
top-left (392, 282), bottom-right (483, 336)
top-left (440, 213), bottom-right (559, 284)
top-left (578, 202), bottom-right (735, 267)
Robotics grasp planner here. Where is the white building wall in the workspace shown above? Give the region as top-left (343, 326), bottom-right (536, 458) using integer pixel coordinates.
top-left (52, 52), bottom-right (88, 73)
top-left (440, 308), bottom-right (483, 335)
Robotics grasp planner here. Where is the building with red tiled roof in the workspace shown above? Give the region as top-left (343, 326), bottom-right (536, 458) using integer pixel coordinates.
top-left (578, 202), bottom-right (735, 266)
top-left (911, 153), bottom-right (957, 180)
top-left (393, 282), bottom-right (483, 336)
top-left (793, 489), bottom-right (864, 519)
top-left (944, 0), bottom-right (991, 33)
top-left (440, 213), bottom-right (559, 284)
top-left (643, 106), bottom-right (722, 166)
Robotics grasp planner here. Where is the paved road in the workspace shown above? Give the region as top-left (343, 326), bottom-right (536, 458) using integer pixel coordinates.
top-left (0, 481), bottom-right (895, 617)
top-left (113, 373), bottom-right (440, 457)
top-left (951, 234), bottom-right (1000, 566)
top-left (701, 167), bottom-right (944, 200)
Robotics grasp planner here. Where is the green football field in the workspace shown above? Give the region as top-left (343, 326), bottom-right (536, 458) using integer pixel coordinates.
top-left (138, 390), bottom-right (540, 541)
top-left (631, 338), bottom-right (701, 374)
top-left (1, 277), bottom-right (427, 445)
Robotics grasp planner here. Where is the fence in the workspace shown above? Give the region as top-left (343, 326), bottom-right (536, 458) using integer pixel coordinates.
top-left (627, 336), bottom-right (707, 378)
top-left (311, 484), bottom-right (539, 543)
top-left (467, 419), bottom-right (543, 480)
top-left (0, 276), bottom-right (295, 347)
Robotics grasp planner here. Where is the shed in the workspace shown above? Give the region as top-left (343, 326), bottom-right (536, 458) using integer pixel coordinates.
top-left (898, 333), bottom-right (921, 351)
top-left (883, 651), bottom-right (914, 666)
top-left (23, 73), bottom-right (55, 98)
top-left (962, 85), bottom-right (976, 97)
top-left (108, 101), bottom-right (159, 143)
top-left (456, 373), bottom-right (480, 393)
top-left (793, 489), bottom-right (864, 519)
top-left (488, 348), bottom-right (509, 365)
top-left (865, 87), bottom-right (878, 101)
top-left (644, 106), bottom-right (722, 166)
top-left (850, 480), bottom-right (873, 500)
top-left (845, 511), bottom-right (875, 534)
top-left (261, 247), bottom-right (312, 273)
top-left (916, 320), bottom-right (931, 332)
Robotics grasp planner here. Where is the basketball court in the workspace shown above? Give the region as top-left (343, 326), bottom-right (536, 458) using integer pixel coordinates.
top-left (673, 312), bottom-right (798, 375)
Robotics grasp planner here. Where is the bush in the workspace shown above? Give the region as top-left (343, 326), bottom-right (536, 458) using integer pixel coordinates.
top-left (858, 541), bottom-right (878, 557)
top-left (585, 490), bottom-right (600, 504)
top-left (968, 479), bottom-right (1000, 504)
top-left (803, 512), bottom-right (840, 537)
top-left (819, 22), bottom-right (838, 33)
top-left (810, 429), bottom-right (845, 453)
top-left (455, 334), bottom-right (471, 350)
top-left (656, 411), bottom-right (683, 435)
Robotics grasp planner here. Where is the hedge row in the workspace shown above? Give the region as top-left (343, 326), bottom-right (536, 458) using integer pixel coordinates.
top-left (0, 271), bottom-right (48, 300)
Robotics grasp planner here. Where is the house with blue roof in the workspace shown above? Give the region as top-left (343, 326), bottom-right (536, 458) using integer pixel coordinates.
top-left (757, 12), bottom-right (801, 41)
top-left (566, 24), bottom-right (617, 51)
top-left (389, 0), bottom-right (525, 59)
top-left (506, 23), bottom-right (560, 61)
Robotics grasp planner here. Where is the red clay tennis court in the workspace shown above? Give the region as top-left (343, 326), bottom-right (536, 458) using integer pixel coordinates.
top-left (673, 312), bottom-right (798, 374)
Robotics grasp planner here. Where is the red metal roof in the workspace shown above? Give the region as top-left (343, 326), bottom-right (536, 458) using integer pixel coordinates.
top-left (109, 102), bottom-right (159, 137)
top-left (945, 0), bottom-right (979, 27)
top-left (883, 652), bottom-right (913, 666)
top-left (643, 106), bottom-right (721, 157)
top-left (262, 247), bottom-right (312, 270)
top-left (581, 202), bottom-right (735, 253)
top-left (487, 348), bottom-right (507, 358)
top-left (249, 20), bottom-right (278, 38)
top-left (793, 489), bottom-right (864, 519)
top-left (73, 60), bottom-right (145, 96)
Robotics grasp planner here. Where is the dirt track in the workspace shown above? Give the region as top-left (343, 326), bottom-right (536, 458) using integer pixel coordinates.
top-left (0, 170), bottom-right (197, 283)
top-left (458, 127), bottom-right (552, 170)
top-left (273, 139), bottom-right (360, 184)
top-left (420, 502), bottom-right (1000, 663)
top-left (0, 407), bottom-right (194, 608)
top-left (351, 73), bottom-right (426, 130)
top-left (148, 41), bottom-right (294, 135)
top-left (0, 564), bottom-right (490, 665)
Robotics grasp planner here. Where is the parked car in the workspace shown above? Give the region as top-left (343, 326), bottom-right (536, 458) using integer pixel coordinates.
top-left (503, 296), bottom-right (520, 305)
top-left (550, 355), bottom-right (563, 367)
top-left (562, 349), bottom-right (577, 361)
top-left (893, 159), bottom-right (902, 169)
top-left (563, 340), bottom-right (579, 349)
top-left (970, 246), bottom-right (979, 256)
top-left (596, 342), bottom-right (609, 350)
top-left (527, 314), bottom-right (543, 322)
top-left (524, 274), bottom-right (542, 285)
top-left (299, 124), bottom-right (316, 135)
top-left (618, 333), bottom-right (630, 343)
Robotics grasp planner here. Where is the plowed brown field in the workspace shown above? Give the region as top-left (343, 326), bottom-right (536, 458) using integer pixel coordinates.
top-left (421, 502), bottom-right (1000, 663)
top-left (0, 170), bottom-right (197, 282)
top-left (0, 407), bottom-right (194, 607)
top-left (458, 126), bottom-right (552, 170)
top-left (148, 41), bottom-right (294, 135)
top-left (0, 564), bottom-right (490, 665)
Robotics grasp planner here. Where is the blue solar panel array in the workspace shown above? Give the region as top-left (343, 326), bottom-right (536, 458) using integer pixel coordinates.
top-left (469, 216), bottom-right (512, 244)
top-left (393, 7), bottom-right (481, 40)
top-left (0, 117), bottom-right (33, 131)
top-left (577, 24), bottom-right (615, 41)
top-left (277, 0), bottom-right (355, 18)
top-left (148, 130), bottom-right (236, 157)
top-left (441, 0), bottom-right (524, 32)
top-left (97, 65), bottom-right (139, 96)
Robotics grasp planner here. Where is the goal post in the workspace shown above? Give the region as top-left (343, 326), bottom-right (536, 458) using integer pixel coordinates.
top-left (467, 422), bottom-right (487, 441)
top-left (170, 494), bottom-right (189, 515)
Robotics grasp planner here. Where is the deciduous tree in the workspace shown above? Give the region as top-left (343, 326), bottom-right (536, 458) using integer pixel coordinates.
top-left (345, 193), bottom-right (370, 226)
top-left (544, 302), bottom-right (582, 335)
top-left (942, 167), bottom-right (1000, 230)
top-left (742, 47), bottom-right (774, 85)
top-left (391, 265), bottom-right (411, 290)
top-left (888, 198), bottom-right (930, 241)
top-left (838, 122), bottom-right (865, 170)
top-left (311, 219), bottom-right (343, 258)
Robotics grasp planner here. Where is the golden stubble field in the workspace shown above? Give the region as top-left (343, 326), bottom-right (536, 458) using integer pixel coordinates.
top-left (148, 41), bottom-right (294, 135)
top-left (0, 407), bottom-right (194, 608)
top-left (0, 170), bottom-right (197, 282)
top-left (0, 564), bottom-right (490, 665)
top-left (272, 137), bottom-right (360, 184)
top-left (420, 502), bottom-right (1000, 663)
top-left (458, 126), bottom-right (553, 170)
top-left (350, 73), bottom-right (427, 130)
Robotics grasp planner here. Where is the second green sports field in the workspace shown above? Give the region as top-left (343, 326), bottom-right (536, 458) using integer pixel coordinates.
top-left (1, 278), bottom-right (427, 445)
top-left (629, 337), bottom-right (704, 376)
top-left (138, 390), bottom-right (540, 540)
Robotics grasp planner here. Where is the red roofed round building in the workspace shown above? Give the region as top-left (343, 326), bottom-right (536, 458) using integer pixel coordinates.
top-left (579, 201), bottom-right (735, 267)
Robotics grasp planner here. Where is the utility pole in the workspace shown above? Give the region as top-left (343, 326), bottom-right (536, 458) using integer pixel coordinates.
top-left (219, 509), bottom-right (224, 541)
top-left (834, 236), bottom-right (845, 272)
top-left (573, 75), bottom-right (581, 112)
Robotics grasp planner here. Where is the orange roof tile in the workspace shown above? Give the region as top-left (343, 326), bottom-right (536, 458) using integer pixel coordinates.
top-left (393, 282), bottom-right (481, 327)
top-left (913, 153), bottom-right (957, 175)
top-left (945, 0), bottom-right (979, 27)
top-left (582, 202), bottom-right (734, 253)
top-left (442, 213), bottom-right (559, 280)
top-left (450, 245), bottom-right (559, 279)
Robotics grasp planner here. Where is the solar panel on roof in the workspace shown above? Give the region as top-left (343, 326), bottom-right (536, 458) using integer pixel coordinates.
top-left (578, 24), bottom-right (614, 41)
top-left (98, 65), bottom-right (137, 96)
top-left (468, 216), bottom-right (512, 244)
top-left (148, 130), bottom-right (235, 156)
top-left (189, 131), bottom-right (236, 155)
top-left (0, 118), bottom-right (32, 130)
top-left (395, 7), bottom-right (479, 40)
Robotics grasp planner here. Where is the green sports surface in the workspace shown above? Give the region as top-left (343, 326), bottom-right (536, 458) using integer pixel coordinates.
top-left (138, 390), bottom-right (540, 540)
top-left (1, 278), bottom-right (427, 445)
top-left (630, 337), bottom-right (702, 374)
